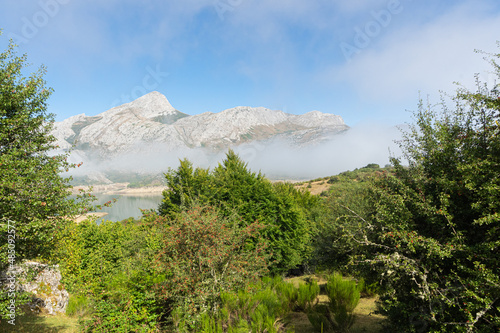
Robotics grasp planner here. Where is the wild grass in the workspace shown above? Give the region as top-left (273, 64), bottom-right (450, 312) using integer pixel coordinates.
top-left (0, 311), bottom-right (79, 333)
top-left (285, 275), bottom-right (385, 333)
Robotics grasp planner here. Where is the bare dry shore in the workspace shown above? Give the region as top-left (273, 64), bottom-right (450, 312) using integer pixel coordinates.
top-left (71, 183), bottom-right (166, 195)
top-left (74, 212), bottom-right (108, 223)
top-left (71, 179), bottom-right (310, 196)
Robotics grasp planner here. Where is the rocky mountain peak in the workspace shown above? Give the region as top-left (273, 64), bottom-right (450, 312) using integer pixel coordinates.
top-left (53, 92), bottom-right (349, 159)
top-left (128, 91), bottom-right (175, 112)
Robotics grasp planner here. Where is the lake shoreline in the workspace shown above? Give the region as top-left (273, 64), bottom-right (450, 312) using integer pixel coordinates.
top-left (71, 183), bottom-right (166, 196)
top-left (71, 178), bottom-right (304, 196)
top-left (75, 192), bottom-right (164, 222)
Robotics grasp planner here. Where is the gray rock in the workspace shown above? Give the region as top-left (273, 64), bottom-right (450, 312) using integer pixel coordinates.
top-left (1, 261), bottom-right (69, 315)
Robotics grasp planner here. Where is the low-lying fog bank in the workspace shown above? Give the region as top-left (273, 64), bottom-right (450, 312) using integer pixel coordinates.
top-left (66, 123), bottom-right (403, 184)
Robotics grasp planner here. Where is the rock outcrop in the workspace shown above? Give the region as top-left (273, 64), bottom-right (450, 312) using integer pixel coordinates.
top-left (1, 261), bottom-right (69, 315)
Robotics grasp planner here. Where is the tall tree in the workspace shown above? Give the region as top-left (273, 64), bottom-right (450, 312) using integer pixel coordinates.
top-left (346, 47), bottom-right (500, 332)
top-left (159, 150), bottom-right (313, 274)
top-left (0, 34), bottom-right (92, 319)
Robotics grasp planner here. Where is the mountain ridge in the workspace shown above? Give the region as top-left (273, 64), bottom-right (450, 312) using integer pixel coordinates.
top-left (52, 91), bottom-right (349, 159)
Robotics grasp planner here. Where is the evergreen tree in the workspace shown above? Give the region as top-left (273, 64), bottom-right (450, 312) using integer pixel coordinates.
top-left (159, 150), bottom-right (312, 273)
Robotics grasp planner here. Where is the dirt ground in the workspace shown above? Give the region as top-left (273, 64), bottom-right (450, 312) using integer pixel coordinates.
top-left (294, 179), bottom-right (331, 195)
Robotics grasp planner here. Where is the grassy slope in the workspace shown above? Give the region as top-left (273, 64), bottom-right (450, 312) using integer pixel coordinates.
top-left (293, 163), bottom-right (392, 196)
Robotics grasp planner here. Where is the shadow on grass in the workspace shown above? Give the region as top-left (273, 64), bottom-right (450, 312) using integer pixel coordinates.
top-left (350, 297), bottom-right (385, 333)
top-left (0, 311), bottom-right (79, 333)
top-left (286, 297), bottom-right (385, 333)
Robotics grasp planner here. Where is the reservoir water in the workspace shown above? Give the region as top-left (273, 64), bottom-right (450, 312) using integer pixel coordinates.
top-left (91, 194), bottom-right (163, 223)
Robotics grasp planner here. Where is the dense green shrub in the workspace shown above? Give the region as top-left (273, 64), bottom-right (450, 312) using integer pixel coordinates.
top-left (56, 217), bottom-right (165, 331)
top-left (311, 166), bottom-right (383, 271)
top-left (326, 273), bottom-right (360, 313)
top-left (274, 279), bottom-right (298, 311)
top-left (325, 273), bottom-right (360, 332)
top-left (297, 279), bottom-right (320, 311)
top-left (356, 278), bottom-right (379, 298)
top-left (154, 204), bottom-right (269, 328)
top-left (57, 219), bottom-right (136, 295)
top-left (306, 273), bottom-right (361, 333)
top-left (337, 48), bottom-right (500, 332)
top-left (307, 307), bottom-right (333, 333)
top-left (159, 150), bottom-right (314, 274)
top-left (80, 296), bottom-right (161, 333)
top-left (186, 277), bottom-right (296, 333)
top-left (66, 294), bottom-right (92, 317)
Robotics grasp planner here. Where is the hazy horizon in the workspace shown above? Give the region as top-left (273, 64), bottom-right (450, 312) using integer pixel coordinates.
top-left (66, 121), bottom-right (403, 182)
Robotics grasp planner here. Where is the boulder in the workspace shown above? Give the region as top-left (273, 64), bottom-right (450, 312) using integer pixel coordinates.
top-left (0, 261), bottom-right (69, 315)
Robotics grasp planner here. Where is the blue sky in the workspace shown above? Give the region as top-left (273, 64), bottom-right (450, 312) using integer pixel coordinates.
top-left (1, 0), bottom-right (499, 126)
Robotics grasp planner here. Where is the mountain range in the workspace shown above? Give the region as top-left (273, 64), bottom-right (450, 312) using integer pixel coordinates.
top-left (52, 91), bottom-right (349, 161)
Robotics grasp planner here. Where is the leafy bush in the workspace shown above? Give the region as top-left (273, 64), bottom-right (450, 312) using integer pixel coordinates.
top-left (154, 204), bottom-right (269, 328)
top-left (66, 294), bottom-right (92, 317)
top-left (297, 279), bottom-right (320, 311)
top-left (327, 176), bottom-right (340, 184)
top-left (159, 150), bottom-right (314, 274)
top-left (304, 273), bottom-right (360, 333)
top-left (56, 216), bottom-right (165, 331)
top-left (356, 278), bottom-right (379, 298)
top-left (80, 297), bottom-right (161, 333)
top-left (336, 47), bottom-right (500, 332)
top-left (364, 163), bottom-right (380, 169)
top-left (57, 219), bottom-right (138, 295)
top-left (311, 170), bottom-right (378, 271)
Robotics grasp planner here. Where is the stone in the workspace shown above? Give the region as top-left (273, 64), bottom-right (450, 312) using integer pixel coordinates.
top-left (0, 261), bottom-right (69, 315)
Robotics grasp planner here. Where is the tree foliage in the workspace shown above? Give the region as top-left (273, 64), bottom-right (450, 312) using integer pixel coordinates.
top-left (154, 205), bottom-right (269, 328)
top-left (57, 216), bottom-right (164, 332)
top-left (343, 48), bottom-right (500, 332)
top-left (311, 165), bottom-right (388, 270)
top-left (159, 150), bottom-right (314, 273)
top-left (0, 34), bottom-right (92, 320)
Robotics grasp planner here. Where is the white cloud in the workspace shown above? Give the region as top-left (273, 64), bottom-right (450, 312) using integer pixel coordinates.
top-left (241, 123), bottom-right (402, 179)
top-left (326, 1), bottom-right (500, 102)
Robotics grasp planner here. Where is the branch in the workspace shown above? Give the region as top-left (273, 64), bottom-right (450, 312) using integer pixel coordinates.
top-left (468, 296), bottom-right (500, 333)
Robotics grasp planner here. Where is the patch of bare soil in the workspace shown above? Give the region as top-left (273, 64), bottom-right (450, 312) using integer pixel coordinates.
top-left (74, 212), bottom-right (108, 223)
top-left (294, 180), bottom-right (331, 195)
